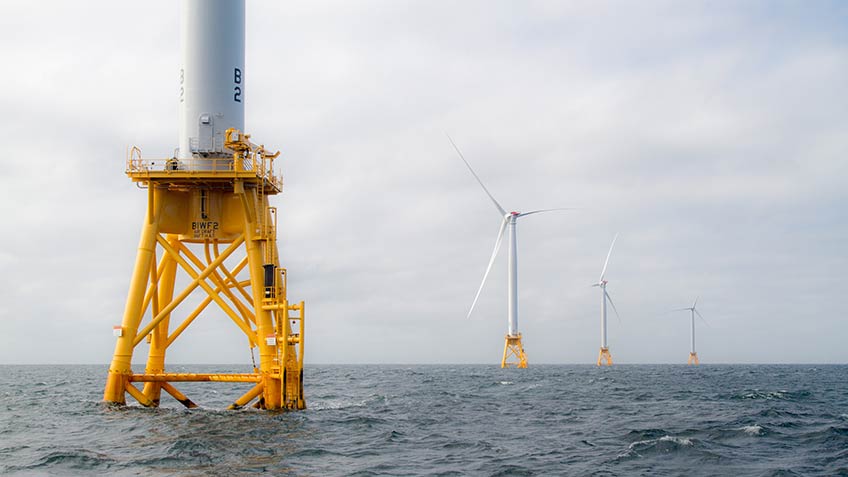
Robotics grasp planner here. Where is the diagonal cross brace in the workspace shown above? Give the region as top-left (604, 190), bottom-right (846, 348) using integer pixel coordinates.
top-left (132, 234), bottom-right (246, 346)
top-left (159, 236), bottom-right (256, 341)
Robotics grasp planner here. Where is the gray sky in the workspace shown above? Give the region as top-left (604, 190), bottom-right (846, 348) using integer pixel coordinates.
top-left (0, 1), bottom-right (846, 365)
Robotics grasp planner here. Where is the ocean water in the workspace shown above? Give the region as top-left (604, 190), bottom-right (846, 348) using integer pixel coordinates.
top-left (1, 364), bottom-right (847, 476)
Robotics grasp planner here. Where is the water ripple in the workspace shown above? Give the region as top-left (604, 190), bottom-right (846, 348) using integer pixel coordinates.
top-left (1, 364), bottom-right (847, 476)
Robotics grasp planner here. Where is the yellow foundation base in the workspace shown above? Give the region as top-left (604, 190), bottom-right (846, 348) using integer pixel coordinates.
top-left (501, 334), bottom-right (527, 368)
top-left (597, 347), bottom-right (613, 366)
top-left (688, 352), bottom-right (699, 365)
top-left (103, 129), bottom-right (306, 411)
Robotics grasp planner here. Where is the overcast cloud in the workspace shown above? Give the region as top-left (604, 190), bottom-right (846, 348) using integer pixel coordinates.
top-left (0, 1), bottom-right (846, 365)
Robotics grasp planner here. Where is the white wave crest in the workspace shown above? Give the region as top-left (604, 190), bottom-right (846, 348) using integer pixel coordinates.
top-left (659, 435), bottom-right (693, 446)
top-left (740, 390), bottom-right (787, 400)
top-left (738, 425), bottom-right (763, 436)
top-left (627, 435), bottom-right (693, 451)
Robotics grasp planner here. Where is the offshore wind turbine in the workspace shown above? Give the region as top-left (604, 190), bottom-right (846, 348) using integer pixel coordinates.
top-left (673, 297), bottom-right (707, 365)
top-left (448, 135), bottom-right (572, 368)
top-left (593, 234), bottom-right (620, 366)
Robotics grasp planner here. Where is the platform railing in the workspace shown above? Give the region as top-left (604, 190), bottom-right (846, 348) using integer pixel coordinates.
top-left (125, 145), bottom-right (283, 191)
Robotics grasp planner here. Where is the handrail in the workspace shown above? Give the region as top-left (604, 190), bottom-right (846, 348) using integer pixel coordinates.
top-left (125, 142), bottom-right (283, 191)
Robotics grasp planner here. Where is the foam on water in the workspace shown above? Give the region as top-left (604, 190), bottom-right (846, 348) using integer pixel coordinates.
top-left (618, 434), bottom-right (695, 458)
top-left (739, 424), bottom-right (764, 436)
top-left (737, 390), bottom-right (788, 400)
top-left (308, 398), bottom-right (371, 411)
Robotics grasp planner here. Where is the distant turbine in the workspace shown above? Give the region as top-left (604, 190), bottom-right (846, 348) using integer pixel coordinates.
top-left (448, 134), bottom-right (573, 369)
top-left (592, 234), bottom-right (620, 366)
top-left (672, 297), bottom-right (708, 365)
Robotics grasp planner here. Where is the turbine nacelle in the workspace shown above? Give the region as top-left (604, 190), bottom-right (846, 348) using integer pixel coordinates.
top-left (672, 298), bottom-right (708, 325)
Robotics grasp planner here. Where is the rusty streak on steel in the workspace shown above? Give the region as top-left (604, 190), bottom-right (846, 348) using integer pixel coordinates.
top-left (160, 382), bottom-right (198, 409)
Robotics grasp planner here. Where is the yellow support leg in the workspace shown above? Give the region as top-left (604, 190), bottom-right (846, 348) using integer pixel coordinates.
top-left (239, 185), bottom-right (282, 409)
top-left (597, 347), bottom-right (613, 366)
top-left (142, 235), bottom-right (179, 406)
top-left (688, 352), bottom-right (699, 365)
top-left (104, 186), bottom-right (164, 404)
top-left (501, 334), bottom-right (527, 368)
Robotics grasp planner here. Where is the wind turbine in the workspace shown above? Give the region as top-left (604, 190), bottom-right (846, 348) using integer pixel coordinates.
top-left (448, 134), bottom-right (572, 368)
top-left (593, 234), bottom-right (620, 366)
top-left (673, 297), bottom-right (707, 365)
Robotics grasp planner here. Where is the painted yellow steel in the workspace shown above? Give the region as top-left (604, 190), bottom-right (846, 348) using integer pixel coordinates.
top-left (104, 187), bottom-right (165, 404)
top-left (142, 235), bottom-right (179, 404)
top-left (104, 129), bottom-right (306, 410)
top-left (161, 382), bottom-right (198, 409)
top-left (132, 236), bottom-right (246, 347)
top-left (688, 352), bottom-right (700, 365)
top-left (165, 259), bottom-right (251, 347)
top-left (201, 242), bottom-right (256, 325)
top-left (228, 382), bottom-right (265, 410)
top-left (597, 347), bottom-right (613, 366)
top-left (501, 334), bottom-right (528, 368)
top-left (158, 234), bottom-right (256, 340)
top-left (129, 373), bottom-right (262, 382)
top-left (125, 382), bottom-right (154, 407)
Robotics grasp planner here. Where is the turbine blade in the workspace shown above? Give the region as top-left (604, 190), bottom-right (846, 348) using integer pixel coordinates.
top-left (599, 233), bottom-right (619, 282)
top-left (605, 290), bottom-right (621, 324)
top-left (693, 296), bottom-right (699, 309)
top-left (695, 308), bottom-right (710, 327)
top-left (658, 308), bottom-right (687, 318)
top-left (516, 207), bottom-right (577, 218)
top-left (446, 133), bottom-right (506, 216)
top-left (467, 217), bottom-right (508, 318)
top-left (591, 283), bottom-right (600, 287)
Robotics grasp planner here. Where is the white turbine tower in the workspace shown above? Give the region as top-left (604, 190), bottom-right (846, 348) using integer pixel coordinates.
top-left (449, 135), bottom-right (572, 368)
top-left (673, 297), bottom-right (707, 365)
top-left (593, 234), bottom-right (620, 366)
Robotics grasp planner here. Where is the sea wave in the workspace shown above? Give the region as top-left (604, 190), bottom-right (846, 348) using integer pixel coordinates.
top-left (732, 389), bottom-right (812, 401)
top-left (616, 434), bottom-right (700, 460)
top-left (2, 364), bottom-right (847, 476)
top-left (738, 424), bottom-right (764, 436)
